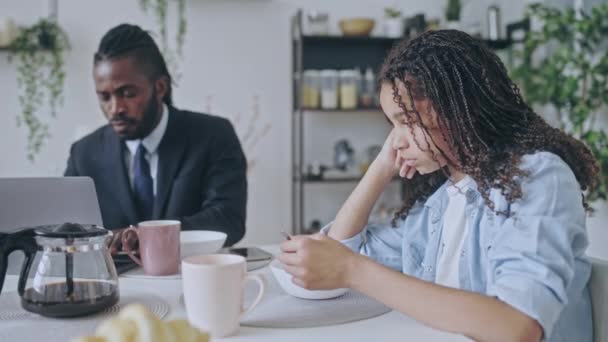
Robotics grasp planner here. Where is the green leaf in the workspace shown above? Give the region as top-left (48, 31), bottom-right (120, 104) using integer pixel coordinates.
top-left (7, 19), bottom-right (70, 161)
top-left (512, 2), bottom-right (608, 201)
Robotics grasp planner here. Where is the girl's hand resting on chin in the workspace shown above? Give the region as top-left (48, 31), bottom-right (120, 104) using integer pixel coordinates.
top-left (374, 129), bottom-right (417, 180)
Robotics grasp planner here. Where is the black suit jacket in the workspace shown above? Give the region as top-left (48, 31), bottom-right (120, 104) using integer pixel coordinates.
top-left (65, 107), bottom-right (247, 246)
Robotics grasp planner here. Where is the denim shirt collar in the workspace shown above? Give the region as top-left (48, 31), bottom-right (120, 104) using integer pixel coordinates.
top-left (423, 176), bottom-right (482, 213)
top-left (423, 180), bottom-right (449, 210)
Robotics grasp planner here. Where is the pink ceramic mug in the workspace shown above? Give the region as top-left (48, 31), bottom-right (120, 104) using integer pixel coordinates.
top-left (122, 220), bottom-right (181, 276)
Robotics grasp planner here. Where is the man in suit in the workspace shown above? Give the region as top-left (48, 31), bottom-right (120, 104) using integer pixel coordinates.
top-left (65, 24), bottom-right (247, 247)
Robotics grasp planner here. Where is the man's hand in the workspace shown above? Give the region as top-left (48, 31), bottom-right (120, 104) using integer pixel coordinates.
top-left (108, 227), bottom-right (138, 255)
top-left (278, 234), bottom-right (360, 290)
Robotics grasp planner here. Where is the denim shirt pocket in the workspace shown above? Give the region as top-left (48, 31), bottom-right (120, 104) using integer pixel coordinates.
top-left (403, 241), bottom-right (425, 278)
top-left (481, 210), bottom-right (496, 255)
top-left (482, 191), bottom-right (510, 257)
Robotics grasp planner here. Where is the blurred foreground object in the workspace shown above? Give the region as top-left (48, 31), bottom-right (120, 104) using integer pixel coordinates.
top-left (72, 303), bottom-right (209, 342)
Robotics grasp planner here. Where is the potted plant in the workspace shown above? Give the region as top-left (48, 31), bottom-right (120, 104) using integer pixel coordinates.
top-left (383, 6), bottom-right (404, 38)
top-left (0, 17), bottom-right (19, 47)
top-left (512, 2), bottom-right (608, 203)
top-left (8, 19), bottom-right (70, 161)
top-left (512, 2), bottom-right (608, 249)
top-left (445, 0), bottom-right (461, 30)
top-left (138, 0), bottom-right (187, 78)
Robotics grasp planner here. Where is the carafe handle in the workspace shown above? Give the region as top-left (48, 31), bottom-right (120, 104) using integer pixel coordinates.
top-left (18, 246), bottom-right (37, 296)
top-left (0, 229), bottom-right (38, 295)
top-left (0, 233), bottom-right (9, 294)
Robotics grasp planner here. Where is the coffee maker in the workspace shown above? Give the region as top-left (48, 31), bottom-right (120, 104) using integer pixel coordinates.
top-left (0, 223), bottom-right (119, 317)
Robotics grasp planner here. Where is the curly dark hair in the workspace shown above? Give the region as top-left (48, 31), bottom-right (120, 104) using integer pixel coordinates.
top-left (378, 30), bottom-right (599, 224)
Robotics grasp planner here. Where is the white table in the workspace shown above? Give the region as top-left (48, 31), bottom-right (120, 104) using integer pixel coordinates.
top-left (0, 246), bottom-right (468, 342)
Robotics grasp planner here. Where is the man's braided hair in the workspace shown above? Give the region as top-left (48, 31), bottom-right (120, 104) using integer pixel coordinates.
top-left (94, 23), bottom-right (173, 106)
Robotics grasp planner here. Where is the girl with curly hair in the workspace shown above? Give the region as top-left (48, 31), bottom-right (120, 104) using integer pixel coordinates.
top-left (279, 30), bottom-right (597, 342)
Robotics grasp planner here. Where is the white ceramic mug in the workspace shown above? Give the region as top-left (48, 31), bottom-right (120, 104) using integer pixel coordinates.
top-left (181, 254), bottom-right (265, 338)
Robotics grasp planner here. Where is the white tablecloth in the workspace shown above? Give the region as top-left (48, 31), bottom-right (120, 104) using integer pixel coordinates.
top-left (0, 245), bottom-right (468, 342)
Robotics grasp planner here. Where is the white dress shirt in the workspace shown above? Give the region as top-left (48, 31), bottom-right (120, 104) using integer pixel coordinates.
top-left (124, 104), bottom-right (169, 196)
top-left (434, 175), bottom-right (473, 289)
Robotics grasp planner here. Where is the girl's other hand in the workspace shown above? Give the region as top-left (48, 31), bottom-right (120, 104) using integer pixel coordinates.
top-left (278, 234), bottom-right (359, 290)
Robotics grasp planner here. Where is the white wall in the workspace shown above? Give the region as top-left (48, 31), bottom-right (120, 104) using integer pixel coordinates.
top-left (1, 0), bottom-right (540, 246)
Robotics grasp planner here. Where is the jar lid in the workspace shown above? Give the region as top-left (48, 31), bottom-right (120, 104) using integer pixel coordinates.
top-left (34, 223), bottom-right (109, 238)
top-left (303, 70), bottom-right (320, 76)
top-left (338, 70), bottom-right (358, 77)
top-left (320, 69), bottom-right (339, 77)
top-left (307, 11), bottom-right (329, 21)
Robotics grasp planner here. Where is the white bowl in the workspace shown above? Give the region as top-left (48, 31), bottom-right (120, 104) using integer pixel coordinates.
top-left (180, 231), bottom-right (227, 259)
top-left (269, 260), bottom-right (348, 300)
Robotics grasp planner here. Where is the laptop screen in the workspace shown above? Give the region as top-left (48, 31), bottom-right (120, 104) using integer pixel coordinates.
top-left (0, 177), bottom-right (103, 232)
top-left (0, 177), bottom-right (137, 275)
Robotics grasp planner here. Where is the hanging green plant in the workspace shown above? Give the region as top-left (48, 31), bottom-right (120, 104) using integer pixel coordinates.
top-left (384, 7), bottom-right (402, 19)
top-left (138, 0), bottom-right (187, 57)
top-left (8, 19), bottom-right (70, 161)
top-left (512, 3), bottom-right (608, 202)
top-left (445, 0), bottom-right (461, 22)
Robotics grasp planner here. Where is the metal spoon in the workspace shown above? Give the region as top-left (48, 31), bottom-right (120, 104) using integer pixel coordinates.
top-left (280, 231), bottom-right (292, 240)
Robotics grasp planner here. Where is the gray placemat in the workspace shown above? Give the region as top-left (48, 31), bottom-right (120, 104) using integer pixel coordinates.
top-left (240, 267), bottom-right (392, 328)
top-left (0, 291), bottom-right (169, 341)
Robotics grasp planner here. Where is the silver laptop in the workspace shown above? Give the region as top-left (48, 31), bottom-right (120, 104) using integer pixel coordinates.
top-left (0, 177), bottom-right (103, 231)
top-left (0, 177), bottom-right (103, 274)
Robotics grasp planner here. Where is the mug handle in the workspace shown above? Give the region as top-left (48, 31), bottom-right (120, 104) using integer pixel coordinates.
top-left (240, 274), bottom-right (265, 318)
top-left (121, 227), bottom-right (142, 267)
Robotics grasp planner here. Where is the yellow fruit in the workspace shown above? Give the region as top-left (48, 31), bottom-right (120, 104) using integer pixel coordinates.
top-left (95, 317), bottom-right (137, 342)
top-left (166, 320), bottom-right (209, 342)
top-left (71, 337), bottom-right (107, 342)
top-left (72, 304), bottom-right (209, 342)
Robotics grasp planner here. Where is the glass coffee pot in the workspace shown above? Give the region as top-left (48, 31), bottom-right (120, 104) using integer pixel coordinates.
top-left (0, 223), bottom-right (119, 318)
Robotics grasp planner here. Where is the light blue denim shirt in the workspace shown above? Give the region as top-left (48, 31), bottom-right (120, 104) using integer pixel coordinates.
top-left (325, 152), bottom-right (592, 341)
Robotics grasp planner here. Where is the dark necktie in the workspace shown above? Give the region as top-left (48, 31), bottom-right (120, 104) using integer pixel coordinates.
top-left (133, 143), bottom-right (154, 221)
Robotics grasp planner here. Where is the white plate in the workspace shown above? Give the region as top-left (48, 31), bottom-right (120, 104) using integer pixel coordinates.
top-left (121, 266), bottom-right (181, 280)
top-left (122, 259), bottom-right (271, 279)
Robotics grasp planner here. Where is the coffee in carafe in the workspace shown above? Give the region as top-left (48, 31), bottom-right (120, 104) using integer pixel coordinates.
top-left (21, 281), bottom-right (119, 318)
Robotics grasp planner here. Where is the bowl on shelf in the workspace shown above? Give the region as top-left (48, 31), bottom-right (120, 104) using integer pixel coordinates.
top-left (269, 259), bottom-right (349, 300)
top-left (180, 230), bottom-right (227, 259)
top-left (338, 18), bottom-right (375, 36)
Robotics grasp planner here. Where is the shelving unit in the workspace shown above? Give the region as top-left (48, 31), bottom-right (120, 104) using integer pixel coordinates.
top-left (290, 10), bottom-right (524, 234)
top-left (291, 10), bottom-right (405, 235)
